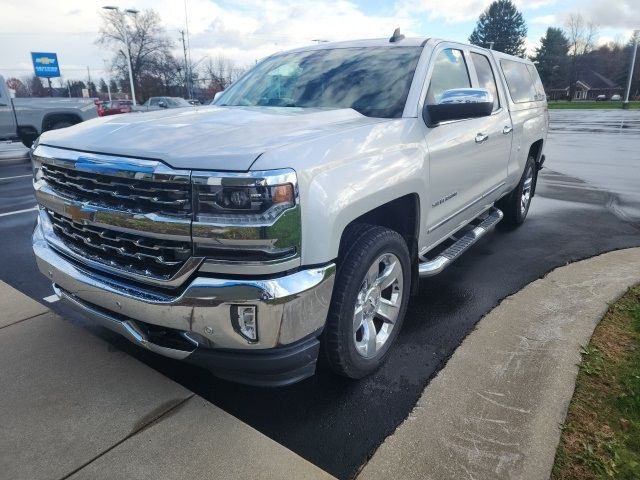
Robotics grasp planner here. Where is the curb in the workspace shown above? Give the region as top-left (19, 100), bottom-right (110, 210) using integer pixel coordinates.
top-left (358, 248), bottom-right (640, 480)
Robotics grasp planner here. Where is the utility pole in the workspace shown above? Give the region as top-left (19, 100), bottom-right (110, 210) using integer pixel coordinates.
top-left (623, 30), bottom-right (639, 110)
top-left (87, 66), bottom-right (92, 96)
top-left (102, 6), bottom-right (138, 105)
top-left (179, 29), bottom-right (191, 99)
top-left (183, 0), bottom-right (193, 98)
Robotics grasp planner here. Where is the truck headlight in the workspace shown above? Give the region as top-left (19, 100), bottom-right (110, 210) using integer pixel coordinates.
top-left (192, 169), bottom-right (302, 270)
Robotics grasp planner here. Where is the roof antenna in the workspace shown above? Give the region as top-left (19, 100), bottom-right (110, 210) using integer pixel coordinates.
top-left (389, 28), bottom-right (405, 43)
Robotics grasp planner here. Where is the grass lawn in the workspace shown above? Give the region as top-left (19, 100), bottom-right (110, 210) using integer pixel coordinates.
top-left (547, 101), bottom-right (640, 110)
top-left (551, 285), bottom-right (640, 479)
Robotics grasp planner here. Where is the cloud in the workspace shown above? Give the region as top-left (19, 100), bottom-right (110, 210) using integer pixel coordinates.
top-left (531, 14), bottom-right (556, 25)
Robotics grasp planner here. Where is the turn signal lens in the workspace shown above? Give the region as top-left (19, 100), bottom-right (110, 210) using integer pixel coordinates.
top-left (272, 184), bottom-right (294, 204)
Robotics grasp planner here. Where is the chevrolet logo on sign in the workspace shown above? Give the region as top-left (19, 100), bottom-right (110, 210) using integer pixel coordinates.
top-left (63, 203), bottom-right (96, 223)
top-left (35, 57), bottom-right (56, 65)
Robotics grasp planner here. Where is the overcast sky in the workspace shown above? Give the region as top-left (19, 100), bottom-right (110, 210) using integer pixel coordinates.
top-left (1, 0), bottom-right (638, 84)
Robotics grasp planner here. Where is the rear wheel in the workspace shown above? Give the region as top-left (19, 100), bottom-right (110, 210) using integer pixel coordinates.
top-left (497, 155), bottom-right (536, 226)
top-left (323, 225), bottom-right (411, 379)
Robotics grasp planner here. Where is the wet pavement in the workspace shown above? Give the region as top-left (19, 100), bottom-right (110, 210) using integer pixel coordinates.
top-left (0, 110), bottom-right (638, 480)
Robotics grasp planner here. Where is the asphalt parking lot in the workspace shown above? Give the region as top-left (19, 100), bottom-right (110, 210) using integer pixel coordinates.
top-left (1, 110), bottom-right (639, 479)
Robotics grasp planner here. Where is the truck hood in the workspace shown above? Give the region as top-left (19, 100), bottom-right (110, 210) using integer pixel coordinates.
top-left (38, 106), bottom-right (386, 171)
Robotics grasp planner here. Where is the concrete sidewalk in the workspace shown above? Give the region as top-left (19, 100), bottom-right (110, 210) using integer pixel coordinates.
top-left (358, 247), bottom-right (640, 480)
top-left (0, 281), bottom-right (334, 480)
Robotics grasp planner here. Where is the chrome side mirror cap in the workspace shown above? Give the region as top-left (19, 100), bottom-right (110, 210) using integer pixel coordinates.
top-left (424, 88), bottom-right (494, 126)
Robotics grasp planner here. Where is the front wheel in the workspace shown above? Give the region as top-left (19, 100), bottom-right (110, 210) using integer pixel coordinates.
top-left (323, 225), bottom-right (411, 379)
top-left (497, 155), bottom-right (536, 226)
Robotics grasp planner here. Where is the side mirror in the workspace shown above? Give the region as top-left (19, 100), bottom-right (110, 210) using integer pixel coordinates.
top-left (424, 88), bottom-right (493, 126)
top-left (158, 101), bottom-right (167, 108)
top-left (213, 91), bottom-right (224, 102)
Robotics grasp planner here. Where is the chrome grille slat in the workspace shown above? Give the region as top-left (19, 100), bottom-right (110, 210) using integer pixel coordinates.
top-left (41, 163), bottom-right (191, 215)
top-left (47, 210), bottom-right (191, 277)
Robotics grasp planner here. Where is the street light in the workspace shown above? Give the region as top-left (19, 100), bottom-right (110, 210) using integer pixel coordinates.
top-left (623, 29), bottom-right (640, 110)
top-left (102, 5), bottom-right (138, 105)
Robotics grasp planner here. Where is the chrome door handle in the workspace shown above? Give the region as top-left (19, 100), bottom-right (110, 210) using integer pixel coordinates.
top-left (475, 132), bottom-right (489, 144)
top-left (502, 125), bottom-right (513, 135)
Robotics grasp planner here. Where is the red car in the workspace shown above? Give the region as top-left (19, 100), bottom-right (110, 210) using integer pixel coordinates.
top-left (101, 100), bottom-right (133, 116)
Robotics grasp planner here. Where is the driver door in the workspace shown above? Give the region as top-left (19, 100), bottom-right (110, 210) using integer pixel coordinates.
top-left (423, 43), bottom-right (512, 243)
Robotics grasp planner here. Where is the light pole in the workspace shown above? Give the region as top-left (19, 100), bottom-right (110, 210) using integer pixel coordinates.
top-left (102, 6), bottom-right (138, 105)
top-left (623, 29), bottom-right (639, 110)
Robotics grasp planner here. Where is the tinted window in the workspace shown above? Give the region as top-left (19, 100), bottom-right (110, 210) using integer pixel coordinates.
top-left (471, 53), bottom-right (500, 111)
top-left (526, 64), bottom-right (545, 98)
top-left (219, 47), bottom-right (423, 118)
top-left (500, 60), bottom-right (537, 103)
top-left (426, 49), bottom-right (470, 104)
top-left (149, 98), bottom-right (159, 106)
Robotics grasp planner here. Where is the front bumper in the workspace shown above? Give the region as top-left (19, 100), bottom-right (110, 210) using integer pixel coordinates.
top-left (33, 216), bottom-right (335, 386)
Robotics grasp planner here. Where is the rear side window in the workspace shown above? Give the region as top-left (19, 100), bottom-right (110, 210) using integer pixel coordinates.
top-left (500, 60), bottom-right (537, 103)
top-left (526, 64), bottom-right (545, 98)
top-left (471, 53), bottom-right (500, 111)
top-left (426, 49), bottom-right (470, 104)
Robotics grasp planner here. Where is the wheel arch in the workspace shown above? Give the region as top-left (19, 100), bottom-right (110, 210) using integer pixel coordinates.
top-left (337, 194), bottom-right (421, 295)
top-left (41, 113), bottom-right (83, 132)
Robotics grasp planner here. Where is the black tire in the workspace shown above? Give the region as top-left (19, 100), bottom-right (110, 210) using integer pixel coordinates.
top-left (497, 155), bottom-right (536, 226)
top-left (323, 224), bottom-right (411, 379)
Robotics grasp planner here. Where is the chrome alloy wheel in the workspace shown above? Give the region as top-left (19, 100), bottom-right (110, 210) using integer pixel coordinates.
top-left (521, 164), bottom-right (534, 215)
top-left (353, 253), bottom-right (404, 358)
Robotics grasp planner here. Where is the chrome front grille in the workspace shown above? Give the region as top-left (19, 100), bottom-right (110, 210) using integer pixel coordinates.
top-left (40, 163), bottom-right (191, 217)
top-left (47, 209), bottom-right (191, 279)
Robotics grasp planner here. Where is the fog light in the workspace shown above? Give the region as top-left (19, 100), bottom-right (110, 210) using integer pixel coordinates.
top-left (231, 305), bottom-right (258, 342)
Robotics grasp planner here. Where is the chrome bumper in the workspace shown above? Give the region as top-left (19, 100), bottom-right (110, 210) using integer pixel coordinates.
top-left (33, 216), bottom-right (335, 354)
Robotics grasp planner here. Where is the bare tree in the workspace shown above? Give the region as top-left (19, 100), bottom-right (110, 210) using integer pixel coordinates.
top-left (202, 55), bottom-right (247, 94)
top-left (565, 14), bottom-right (598, 101)
top-left (97, 9), bottom-right (174, 102)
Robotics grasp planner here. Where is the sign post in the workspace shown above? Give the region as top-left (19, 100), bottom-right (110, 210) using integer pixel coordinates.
top-left (31, 52), bottom-right (61, 97)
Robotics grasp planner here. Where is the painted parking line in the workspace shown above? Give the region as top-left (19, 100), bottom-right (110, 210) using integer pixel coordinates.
top-left (0, 206), bottom-right (38, 218)
top-left (0, 174), bottom-right (32, 181)
top-left (42, 294), bottom-right (59, 303)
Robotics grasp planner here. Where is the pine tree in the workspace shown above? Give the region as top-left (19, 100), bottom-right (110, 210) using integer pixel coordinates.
top-left (469, 0), bottom-right (527, 57)
top-left (531, 28), bottom-right (569, 89)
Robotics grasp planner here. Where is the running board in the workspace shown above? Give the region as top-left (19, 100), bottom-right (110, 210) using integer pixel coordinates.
top-left (418, 207), bottom-right (504, 277)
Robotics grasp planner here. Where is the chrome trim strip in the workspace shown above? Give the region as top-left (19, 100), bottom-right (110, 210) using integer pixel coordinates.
top-left (199, 256), bottom-right (302, 276)
top-left (33, 144), bottom-right (191, 182)
top-left (427, 182), bottom-right (506, 234)
top-left (191, 168), bottom-right (298, 188)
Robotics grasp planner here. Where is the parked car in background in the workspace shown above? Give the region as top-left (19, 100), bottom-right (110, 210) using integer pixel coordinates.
top-left (133, 96), bottom-right (194, 112)
top-left (0, 74), bottom-right (98, 147)
top-left (610, 94), bottom-right (622, 101)
top-left (187, 99), bottom-right (201, 106)
top-left (101, 100), bottom-right (133, 116)
top-left (595, 94), bottom-right (607, 101)
top-left (31, 35), bottom-right (547, 386)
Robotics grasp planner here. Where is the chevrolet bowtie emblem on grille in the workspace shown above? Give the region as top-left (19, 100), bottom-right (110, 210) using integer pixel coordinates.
top-left (63, 202), bottom-right (97, 223)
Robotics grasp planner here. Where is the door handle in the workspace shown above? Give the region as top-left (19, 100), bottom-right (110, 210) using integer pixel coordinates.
top-left (502, 125), bottom-right (513, 135)
top-left (475, 132), bottom-right (489, 144)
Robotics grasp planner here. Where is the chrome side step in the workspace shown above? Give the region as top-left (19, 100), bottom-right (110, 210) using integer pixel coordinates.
top-left (418, 207), bottom-right (504, 277)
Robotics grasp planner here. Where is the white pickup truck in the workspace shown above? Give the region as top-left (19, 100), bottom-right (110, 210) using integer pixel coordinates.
top-left (31, 34), bottom-right (547, 386)
top-left (0, 75), bottom-right (98, 147)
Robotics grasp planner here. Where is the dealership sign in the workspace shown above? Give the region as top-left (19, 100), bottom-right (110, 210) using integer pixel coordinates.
top-left (31, 52), bottom-right (60, 78)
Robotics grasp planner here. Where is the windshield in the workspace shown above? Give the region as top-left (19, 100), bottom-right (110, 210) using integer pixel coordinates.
top-left (218, 46), bottom-right (423, 118)
top-left (166, 97), bottom-right (191, 107)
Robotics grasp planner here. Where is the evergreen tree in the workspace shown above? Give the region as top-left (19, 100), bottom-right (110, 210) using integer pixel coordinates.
top-left (469, 0), bottom-right (527, 57)
top-left (532, 27), bottom-right (569, 89)
top-left (99, 78), bottom-right (108, 93)
top-left (109, 79), bottom-right (119, 94)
